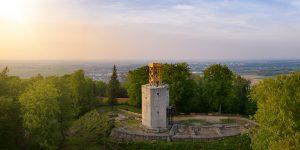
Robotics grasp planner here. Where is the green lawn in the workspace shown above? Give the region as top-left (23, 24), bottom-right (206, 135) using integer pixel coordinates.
top-left (177, 119), bottom-right (212, 126)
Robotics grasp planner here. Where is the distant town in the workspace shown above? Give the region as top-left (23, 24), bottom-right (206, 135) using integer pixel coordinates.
top-left (1, 60), bottom-right (299, 84)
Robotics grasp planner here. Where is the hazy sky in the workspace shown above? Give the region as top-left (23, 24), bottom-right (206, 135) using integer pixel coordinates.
top-left (0, 0), bottom-right (300, 60)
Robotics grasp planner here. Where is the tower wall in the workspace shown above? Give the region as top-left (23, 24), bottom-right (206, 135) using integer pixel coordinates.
top-left (142, 84), bottom-right (169, 129)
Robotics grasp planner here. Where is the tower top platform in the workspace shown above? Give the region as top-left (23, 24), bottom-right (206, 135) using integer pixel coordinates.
top-left (149, 62), bottom-right (162, 86)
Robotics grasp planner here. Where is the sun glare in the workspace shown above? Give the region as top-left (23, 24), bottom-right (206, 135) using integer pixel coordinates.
top-left (0, 0), bottom-right (31, 23)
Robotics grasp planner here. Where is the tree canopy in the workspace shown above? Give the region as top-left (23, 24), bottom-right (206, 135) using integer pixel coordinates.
top-left (161, 63), bottom-right (196, 112)
top-left (203, 64), bottom-right (234, 113)
top-left (125, 66), bottom-right (149, 107)
top-left (0, 67), bottom-right (102, 149)
top-left (125, 63), bottom-right (255, 115)
top-left (19, 80), bottom-right (61, 149)
top-left (250, 72), bottom-right (300, 150)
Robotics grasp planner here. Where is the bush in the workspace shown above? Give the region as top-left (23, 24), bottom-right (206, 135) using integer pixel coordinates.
top-left (67, 110), bottom-right (114, 149)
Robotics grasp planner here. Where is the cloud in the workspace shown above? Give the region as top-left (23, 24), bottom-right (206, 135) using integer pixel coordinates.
top-left (173, 4), bottom-right (194, 10)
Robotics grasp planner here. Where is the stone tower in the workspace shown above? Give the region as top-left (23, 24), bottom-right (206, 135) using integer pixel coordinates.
top-left (142, 63), bottom-right (169, 130)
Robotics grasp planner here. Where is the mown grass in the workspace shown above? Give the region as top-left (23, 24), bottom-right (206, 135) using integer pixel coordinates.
top-left (177, 119), bottom-right (212, 126)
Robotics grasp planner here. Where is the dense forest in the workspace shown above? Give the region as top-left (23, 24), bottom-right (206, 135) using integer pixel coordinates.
top-left (0, 64), bottom-right (299, 150)
top-left (0, 67), bottom-right (105, 149)
top-left (126, 63), bottom-right (256, 115)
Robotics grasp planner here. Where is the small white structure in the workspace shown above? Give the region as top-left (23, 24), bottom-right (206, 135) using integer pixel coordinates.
top-left (142, 63), bottom-right (170, 130)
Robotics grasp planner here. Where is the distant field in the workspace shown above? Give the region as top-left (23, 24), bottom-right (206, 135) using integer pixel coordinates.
top-left (242, 75), bottom-right (269, 85)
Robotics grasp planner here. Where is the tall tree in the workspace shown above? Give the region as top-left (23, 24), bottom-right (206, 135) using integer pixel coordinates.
top-left (203, 64), bottom-right (234, 113)
top-left (0, 96), bottom-right (25, 149)
top-left (232, 75), bottom-right (256, 115)
top-left (68, 70), bottom-right (96, 117)
top-left (0, 67), bottom-right (26, 149)
top-left (107, 65), bottom-right (120, 107)
top-left (125, 66), bottom-right (149, 107)
top-left (46, 76), bottom-right (77, 144)
top-left (250, 72), bottom-right (300, 150)
top-left (161, 63), bottom-right (196, 113)
top-left (189, 75), bottom-right (208, 113)
top-left (19, 80), bottom-right (61, 149)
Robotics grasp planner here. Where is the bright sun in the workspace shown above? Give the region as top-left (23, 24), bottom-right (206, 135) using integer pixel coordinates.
top-left (0, 0), bottom-right (31, 23)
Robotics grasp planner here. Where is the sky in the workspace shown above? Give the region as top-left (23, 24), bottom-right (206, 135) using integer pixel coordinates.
top-left (0, 0), bottom-right (300, 61)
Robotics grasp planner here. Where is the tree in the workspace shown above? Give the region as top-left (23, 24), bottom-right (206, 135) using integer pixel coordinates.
top-left (0, 67), bottom-right (27, 149)
top-left (118, 84), bottom-right (128, 98)
top-left (250, 72), bottom-right (300, 150)
top-left (161, 63), bottom-right (196, 113)
top-left (0, 66), bottom-right (9, 78)
top-left (46, 76), bottom-right (77, 144)
top-left (203, 64), bottom-right (234, 113)
top-left (125, 66), bottom-right (149, 107)
top-left (232, 76), bottom-right (256, 115)
top-left (68, 70), bottom-right (96, 117)
top-left (0, 97), bottom-right (25, 149)
top-left (19, 80), bottom-right (61, 149)
top-left (94, 80), bottom-right (107, 97)
top-left (189, 75), bottom-right (208, 113)
top-left (0, 67), bottom-right (9, 95)
top-left (107, 65), bottom-right (120, 107)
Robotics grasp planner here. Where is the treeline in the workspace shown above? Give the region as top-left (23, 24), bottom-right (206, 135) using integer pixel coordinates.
top-left (0, 68), bottom-right (103, 149)
top-left (126, 63), bottom-right (256, 115)
top-left (1, 64), bottom-right (298, 150)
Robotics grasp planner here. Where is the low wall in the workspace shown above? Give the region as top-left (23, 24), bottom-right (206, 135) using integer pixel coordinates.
top-left (110, 127), bottom-right (241, 142)
top-left (110, 128), bottom-right (170, 141)
top-left (171, 134), bottom-right (240, 142)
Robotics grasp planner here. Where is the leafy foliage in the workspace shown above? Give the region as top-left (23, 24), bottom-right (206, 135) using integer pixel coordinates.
top-left (0, 96), bottom-right (24, 149)
top-left (94, 80), bottom-right (107, 97)
top-left (125, 66), bottom-right (149, 107)
top-left (0, 67), bottom-right (26, 149)
top-left (19, 80), bottom-right (61, 149)
top-left (203, 64), bottom-right (234, 113)
top-left (250, 72), bottom-right (300, 150)
top-left (68, 70), bottom-right (98, 116)
top-left (233, 76), bottom-right (256, 115)
top-left (67, 110), bottom-right (114, 149)
top-left (0, 66), bottom-right (101, 149)
top-left (161, 63), bottom-right (196, 112)
top-left (125, 63), bottom-right (255, 115)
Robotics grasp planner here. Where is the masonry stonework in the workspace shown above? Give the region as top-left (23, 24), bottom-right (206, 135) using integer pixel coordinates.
top-left (142, 62), bottom-right (170, 130)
